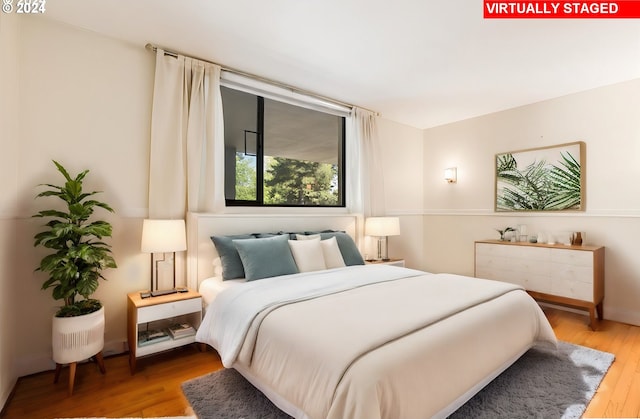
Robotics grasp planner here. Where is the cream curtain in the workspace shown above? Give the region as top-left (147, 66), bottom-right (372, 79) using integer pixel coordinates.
top-left (148, 48), bottom-right (225, 219)
top-left (347, 108), bottom-right (385, 217)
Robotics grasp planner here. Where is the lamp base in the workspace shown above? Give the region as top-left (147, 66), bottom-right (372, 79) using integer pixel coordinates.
top-left (151, 252), bottom-right (177, 292)
top-left (376, 236), bottom-right (390, 261)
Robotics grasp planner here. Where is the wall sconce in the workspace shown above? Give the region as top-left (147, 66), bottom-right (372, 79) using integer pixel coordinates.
top-left (141, 219), bottom-right (187, 291)
top-left (444, 167), bottom-right (457, 183)
top-left (365, 217), bottom-right (401, 261)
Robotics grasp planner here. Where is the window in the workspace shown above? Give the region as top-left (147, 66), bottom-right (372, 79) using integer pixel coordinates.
top-left (221, 83), bottom-right (346, 207)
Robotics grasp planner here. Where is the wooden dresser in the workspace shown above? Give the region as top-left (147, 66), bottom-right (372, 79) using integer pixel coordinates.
top-left (474, 240), bottom-right (605, 329)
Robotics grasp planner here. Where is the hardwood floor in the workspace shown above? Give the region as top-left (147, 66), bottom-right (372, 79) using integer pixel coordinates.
top-left (1, 345), bottom-right (223, 418)
top-left (2, 307), bottom-right (639, 418)
top-left (546, 307), bottom-right (640, 418)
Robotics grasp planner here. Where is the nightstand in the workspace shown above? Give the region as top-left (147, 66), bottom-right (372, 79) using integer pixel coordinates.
top-left (365, 258), bottom-right (405, 267)
top-left (127, 289), bottom-right (202, 374)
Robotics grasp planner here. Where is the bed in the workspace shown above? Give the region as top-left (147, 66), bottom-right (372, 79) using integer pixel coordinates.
top-left (187, 212), bottom-right (557, 419)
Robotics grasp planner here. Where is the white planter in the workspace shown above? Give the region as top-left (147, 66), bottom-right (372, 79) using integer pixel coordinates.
top-left (52, 306), bottom-right (105, 365)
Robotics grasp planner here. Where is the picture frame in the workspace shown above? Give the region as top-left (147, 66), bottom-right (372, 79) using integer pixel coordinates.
top-left (495, 141), bottom-right (585, 212)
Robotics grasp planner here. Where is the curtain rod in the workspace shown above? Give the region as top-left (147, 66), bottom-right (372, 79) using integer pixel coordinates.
top-left (145, 43), bottom-right (379, 116)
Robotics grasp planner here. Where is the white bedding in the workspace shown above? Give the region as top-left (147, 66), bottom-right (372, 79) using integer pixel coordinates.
top-left (197, 265), bottom-right (557, 419)
top-left (198, 277), bottom-right (245, 307)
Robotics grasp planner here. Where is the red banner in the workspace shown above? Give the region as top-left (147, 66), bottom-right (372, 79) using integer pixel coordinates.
top-left (484, 1), bottom-right (640, 18)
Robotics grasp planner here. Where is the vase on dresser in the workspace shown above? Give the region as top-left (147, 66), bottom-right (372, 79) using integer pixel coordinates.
top-left (572, 232), bottom-right (583, 246)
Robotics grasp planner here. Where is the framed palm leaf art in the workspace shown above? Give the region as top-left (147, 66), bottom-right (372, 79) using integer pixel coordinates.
top-left (495, 141), bottom-right (585, 212)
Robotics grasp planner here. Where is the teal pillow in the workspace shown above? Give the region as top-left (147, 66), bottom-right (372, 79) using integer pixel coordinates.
top-left (319, 231), bottom-right (364, 266)
top-left (211, 234), bottom-right (255, 280)
top-left (234, 234), bottom-right (299, 280)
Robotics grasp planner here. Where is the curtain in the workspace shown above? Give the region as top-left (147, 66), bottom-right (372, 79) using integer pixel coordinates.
top-left (347, 108), bottom-right (385, 218)
top-left (148, 48), bottom-right (225, 219)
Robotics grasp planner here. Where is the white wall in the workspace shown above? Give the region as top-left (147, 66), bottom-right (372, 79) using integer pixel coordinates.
top-left (422, 79), bottom-right (640, 325)
top-left (377, 118), bottom-right (424, 269)
top-left (0, 10), bottom-right (21, 410)
top-left (4, 15), bottom-right (155, 379)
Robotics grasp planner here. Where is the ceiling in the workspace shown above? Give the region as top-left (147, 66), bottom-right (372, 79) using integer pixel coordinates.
top-left (42, 0), bottom-right (640, 129)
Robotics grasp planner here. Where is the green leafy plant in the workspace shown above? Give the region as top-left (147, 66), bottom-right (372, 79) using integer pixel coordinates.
top-left (495, 227), bottom-right (516, 241)
top-left (33, 161), bottom-right (117, 317)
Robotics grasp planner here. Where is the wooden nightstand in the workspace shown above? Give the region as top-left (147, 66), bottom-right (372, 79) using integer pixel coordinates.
top-left (365, 258), bottom-right (405, 267)
top-left (127, 289), bottom-right (202, 374)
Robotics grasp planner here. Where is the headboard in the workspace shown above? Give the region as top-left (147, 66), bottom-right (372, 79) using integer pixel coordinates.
top-left (186, 212), bottom-right (364, 290)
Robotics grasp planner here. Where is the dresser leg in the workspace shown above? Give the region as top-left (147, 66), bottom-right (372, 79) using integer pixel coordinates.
top-left (588, 307), bottom-right (597, 331)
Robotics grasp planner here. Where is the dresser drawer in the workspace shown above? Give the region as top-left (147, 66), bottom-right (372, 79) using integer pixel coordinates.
top-left (551, 249), bottom-right (593, 267)
top-left (476, 265), bottom-right (516, 284)
top-left (513, 256), bottom-right (551, 276)
top-left (476, 243), bottom-right (511, 257)
top-left (137, 297), bottom-right (202, 324)
top-left (476, 243), bottom-right (550, 261)
top-left (519, 271), bottom-right (552, 295)
top-left (475, 254), bottom-right (516, 272)
top-left (552, 263), bottom-right (593, 284)
top-left (552, 278), bottom-right (593, 301)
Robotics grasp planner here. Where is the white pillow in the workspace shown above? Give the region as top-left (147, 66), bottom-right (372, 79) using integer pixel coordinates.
top-left (295, 233), bottom-right (321, 241)
top-left (288, 237), bottom-right (326, 272)
top-left (321, 236), bottom-right (346, 269)
top-left (212, 257), bottom-right (223, 277)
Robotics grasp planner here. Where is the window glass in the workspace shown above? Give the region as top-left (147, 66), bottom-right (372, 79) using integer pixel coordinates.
top-left (221, 86), bottom-right (345, 207)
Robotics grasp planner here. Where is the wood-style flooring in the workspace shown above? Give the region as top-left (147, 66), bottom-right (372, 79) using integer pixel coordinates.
top-left (2, 307), bottom-right (639, 418)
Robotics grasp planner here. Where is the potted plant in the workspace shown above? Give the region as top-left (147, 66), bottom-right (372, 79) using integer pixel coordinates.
top-left (33, 160), bottom-right (117, 394)
top-left (496, 227), bottom-right (516, 241)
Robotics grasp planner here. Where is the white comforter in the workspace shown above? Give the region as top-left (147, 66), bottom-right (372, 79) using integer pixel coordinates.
top-left (197, 265), bottom-right (557, 419)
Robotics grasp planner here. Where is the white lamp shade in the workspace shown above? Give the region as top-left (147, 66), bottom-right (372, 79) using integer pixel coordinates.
top-left (365, 217), bottom-right (400, 237)
top-left (141, 219), bottom-right (187, 253)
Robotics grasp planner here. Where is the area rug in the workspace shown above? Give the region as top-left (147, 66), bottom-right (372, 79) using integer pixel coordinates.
top-left (182, 341), bottom-right (614, 419)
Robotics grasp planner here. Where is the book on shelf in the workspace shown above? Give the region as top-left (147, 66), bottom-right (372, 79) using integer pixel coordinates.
top-left (167, 322), bottom-right (196, 339)
top-left (138, 329), bottom-right (170, 347)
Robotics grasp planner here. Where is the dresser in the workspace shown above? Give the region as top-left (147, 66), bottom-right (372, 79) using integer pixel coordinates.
top-left (474, 240), bottom-right (604, 329)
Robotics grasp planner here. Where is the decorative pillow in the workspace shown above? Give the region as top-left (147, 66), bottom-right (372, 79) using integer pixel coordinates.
top-left (262, 232), bottom-right (314, 240)
top-left (295, 233), bottom-right (321, 241)
top-left (319, 231), bottom-right (365, 266)
top-left (210, 234), bottom-right (255, 280)
top-left (288, 238), bottom-right (326, 272)
top-left (255, 232), bottom-right (281, 238)
top-left (320, 236), bottom-right (346, 269)
top-left (234, 234), bottom-right (299, 281)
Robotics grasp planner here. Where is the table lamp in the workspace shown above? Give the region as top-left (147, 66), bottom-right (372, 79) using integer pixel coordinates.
top-left (365, 217), bottom-right (400, 261)
top-left (141, 219), bottom-right (187, 291)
